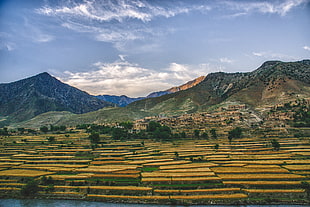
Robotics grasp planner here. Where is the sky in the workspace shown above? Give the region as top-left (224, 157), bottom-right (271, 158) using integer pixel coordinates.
top-left (0, 0), bottom-right (309, 97)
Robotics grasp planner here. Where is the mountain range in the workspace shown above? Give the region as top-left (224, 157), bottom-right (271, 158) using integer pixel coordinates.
top-left (95, 76), bottom-right (205, 107)
top-left (2, 60), bottom-right (310, 128)
top-left (127, 60), bottom-right (310, 116)
top-left (0, 72), bottom-right (113, 126)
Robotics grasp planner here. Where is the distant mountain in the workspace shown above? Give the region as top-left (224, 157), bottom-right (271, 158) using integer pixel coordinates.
top-left (96, 95), bottom-right (144, 107)
top-left (96, 76), bottom-right (206, 106)
top-left (0, 72), bottom-right (113, 125)
top-left (10, 60), bottom-right (310, 128)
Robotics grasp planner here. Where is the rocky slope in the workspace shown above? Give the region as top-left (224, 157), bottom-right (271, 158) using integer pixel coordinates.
top-left (127, 60), bottom-right (310, 115)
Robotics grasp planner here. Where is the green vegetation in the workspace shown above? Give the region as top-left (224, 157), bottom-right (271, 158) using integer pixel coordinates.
top-left (141, 167), bottom-right (159, 172)
top-left (21, 179), bottom-right (41, 197)
top-left (210, 129), bottom-right (217, 139)
top-left (194, 129), bottom-right (200, 138)
top-left (40, 126), bottom-right (48, 133)
top-left (0, 127), bottom-right (9, 136)
top-left (271, 139), bottom-right (280, 151)
top-left (89, 132), bottom-right (100, 144)
top-left (228, 127), bottom-right (242, 142)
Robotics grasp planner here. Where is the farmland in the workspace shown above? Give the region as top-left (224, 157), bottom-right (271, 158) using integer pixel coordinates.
top-left (0, 130), bottom-right (309, 205)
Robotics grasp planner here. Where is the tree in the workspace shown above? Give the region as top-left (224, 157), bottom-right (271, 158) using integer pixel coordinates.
top-left (89, 132), bottom-right (100, 144)
top-left (180, 131), bottom-right (186, 138)
top-left (112, 128), bottom-right (128, 140)
top-left (194, 130), bottom-right (200, 138)
top-left (0, 128), bottom-right (9, 136)
top-left (210, 129), bottom-right (217, 139)
top-left (146, 121), bottom-right (172, 140)
top-left (41, 176), bottom-right (54, 185)
top-left (17, 128), bottom-right (25, 134)
top-left (147, 121), bottom-right (161, 132)
top-left (40, 126), bottom-right (48, 133)
top-left (59, 125), bottom-right (66, 131)
top-left (44, 184), bottom-right (55, 193)
top-left (47, 136), bottom-right (55, 143)
top-left (271, 139), bottom-right (280, 151)
top-left (174, 151), bottom-right (179, 160)
top-left (201, 132), bottom-right (209, 139)
top-left (301, 181), bottom-right (310, 197)
top-left (228, 127), bottom-right (242, 142)
top-left (21, 179), bottom-right (40, 197)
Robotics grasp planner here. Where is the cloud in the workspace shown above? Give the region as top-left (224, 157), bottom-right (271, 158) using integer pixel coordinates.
top-left (303, 46), bottom-right (310, 51)
top-left (222, 0), bottom-right (309, 16)
top-left (252, 51), bottom-right (297, 60)
top-left (58, 58), bottom-right (211, 97)
top-left (23, 17), bottom-right (54, 43)
top-left (37, 0), bottom-right (209, 22)
top-left (219, 57), bottom-right (234, 64)
top-left (252, 52), bottom-right (263, 57)
top-left (36, 0), bottom-right (211, 50)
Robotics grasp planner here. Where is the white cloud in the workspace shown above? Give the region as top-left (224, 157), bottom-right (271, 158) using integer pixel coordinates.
top-left (252, 51), bottom-right (297, 60)
top-left (36, 0), bottom-right (211, 50)
top-left (223, 0), bottom-right (309, 16)
top-left (36, 33), bottom-right (54, 43)
top-left (58, 58), bottom-right (211, 97)
top-left (37, 0), bottom-right (209, 23)
top-left (303, 46), bottom-right (310, 51)
top-left (23, 17), bottom-right (54, 43)
top-left (219, 57), bottom-right (234, 64)
top-left (252, 52), bottom-right (263, 57)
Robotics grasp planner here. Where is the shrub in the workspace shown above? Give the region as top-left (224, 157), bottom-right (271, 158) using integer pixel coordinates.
top-left (21, 179), bottom-right (40, 197)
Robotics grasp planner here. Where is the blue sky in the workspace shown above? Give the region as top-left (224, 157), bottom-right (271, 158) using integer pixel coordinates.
top-left (0, 0), bottom-right (309, 97)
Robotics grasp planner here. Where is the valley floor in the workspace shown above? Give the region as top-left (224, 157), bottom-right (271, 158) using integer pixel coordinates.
top-left (0, 131), bottom-right (309, 205)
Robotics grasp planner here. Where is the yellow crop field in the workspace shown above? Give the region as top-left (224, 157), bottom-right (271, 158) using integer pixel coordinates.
top-left (0, 169), bottom-right (54, 177)
top-left (160, 167), bottom-right (211, 173)
top-left (143, 160), bottom-right (191, 166)
top-left (218, 173), bottom-right (305, 180)
top-left (159, 162), bottom-right (218, 170)
top-left (283, 165), bottom-right (310, 171)
top-left (154, 188), bottom-right (241, 194)
top-left (92, 174), bottom-right (139, 178)
top-left (142, 171), bottom-right (215, 177)
top-left (170, 193), bottom-right (248, 199)
top-left (51, 174), bottom-right (92, 180)
top-left (1, 130), bottom-right (310, 205)
top-left (244, 189), bottom-right (305, 193)
top-left (211, 167), bottom-right (289, 173)
top-left (88, 194), bottom-right (170, 200)
top-left (142, 176), bottom-right (221, 182)
top-left (223, 181), bottom-right (304, 185)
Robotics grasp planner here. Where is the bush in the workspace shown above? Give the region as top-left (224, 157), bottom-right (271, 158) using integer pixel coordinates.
top-left (21, 179), bottom-right (40, 197)
top-left (89, 132), bottom-right (100, 143)
top-left (271, 139), bottom-right (280, 151)
top-left (40, 126), bottom-right (48, 133)
top-left (228, 127), bottom-right (242, 142)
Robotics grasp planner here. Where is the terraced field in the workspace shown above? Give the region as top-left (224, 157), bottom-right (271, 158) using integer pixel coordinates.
top-left (0, 131), bottom-right (309, 205)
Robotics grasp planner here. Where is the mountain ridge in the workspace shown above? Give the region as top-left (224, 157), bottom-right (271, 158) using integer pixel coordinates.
top-left (5, 60), bottom-right (310, 128)
top-left (0, 72), bottom-right (113, 126)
